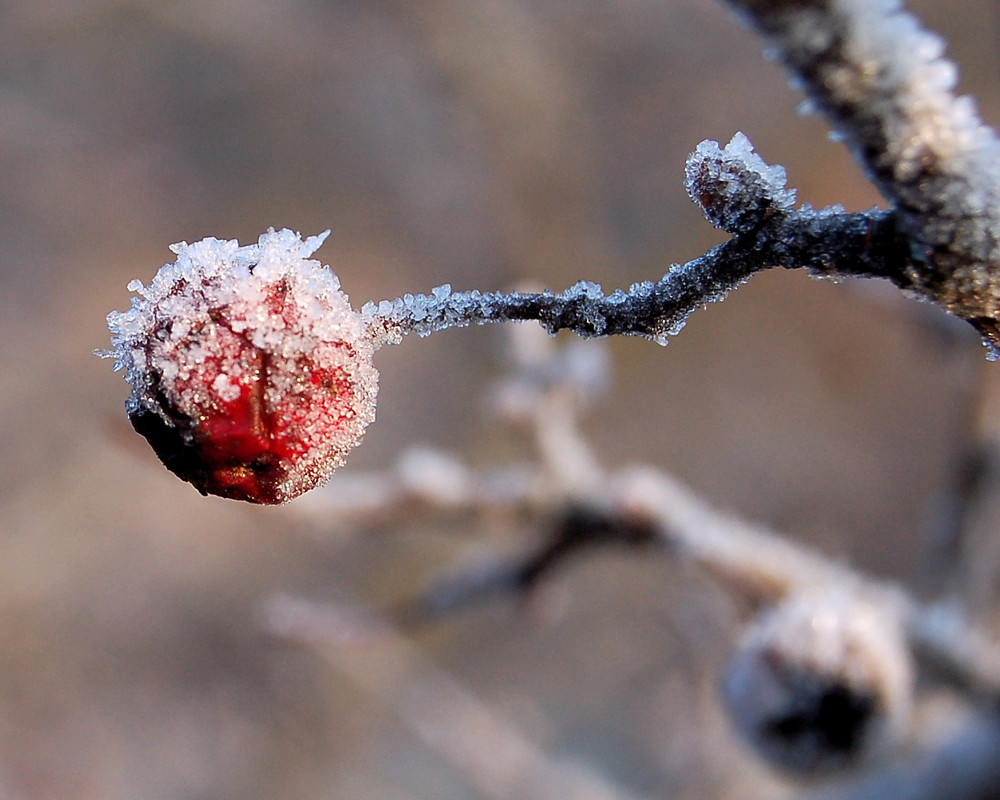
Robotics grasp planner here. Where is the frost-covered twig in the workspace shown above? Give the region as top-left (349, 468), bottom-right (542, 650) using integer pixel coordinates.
top-left (363, 136), bottom-right (910, 349)
top-left (331, 438), bottom-right (1000, 784)
top-left (727, 0), bottom-right (1000, 351)
top-left (362, 206), bottom-right (903, 347)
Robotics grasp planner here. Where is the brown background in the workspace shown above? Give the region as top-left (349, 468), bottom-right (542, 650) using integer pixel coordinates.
top-left (1, 0), bottom-right (999, 797)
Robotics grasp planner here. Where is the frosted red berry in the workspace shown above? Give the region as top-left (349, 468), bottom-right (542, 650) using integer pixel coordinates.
top-left (105, 229), bottom-right (378, 504)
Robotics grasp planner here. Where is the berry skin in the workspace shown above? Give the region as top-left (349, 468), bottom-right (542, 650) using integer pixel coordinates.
top-left (722, 589), bottom-right (912, 774)
top-left (105, 229), bottom-right (378, 504)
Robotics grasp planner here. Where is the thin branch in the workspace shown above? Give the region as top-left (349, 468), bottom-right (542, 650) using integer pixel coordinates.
top-left (363, 205), bottom-right (908, 348)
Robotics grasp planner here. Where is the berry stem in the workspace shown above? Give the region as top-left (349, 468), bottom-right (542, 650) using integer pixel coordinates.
top-left (363, 207), bottom-right (909, 348)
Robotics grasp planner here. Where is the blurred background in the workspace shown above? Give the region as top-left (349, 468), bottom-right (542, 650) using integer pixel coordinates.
top-left (2, 0), bottom-right (1000, 797)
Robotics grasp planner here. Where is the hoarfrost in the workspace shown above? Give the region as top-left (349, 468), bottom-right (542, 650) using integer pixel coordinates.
top-left (103, 228), bottom-right (379, 503)
top-left (685, 132), bottom-right (796, 234)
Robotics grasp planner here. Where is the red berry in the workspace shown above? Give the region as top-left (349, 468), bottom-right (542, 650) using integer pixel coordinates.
top-left (106, 229), bottom-right (378, 504)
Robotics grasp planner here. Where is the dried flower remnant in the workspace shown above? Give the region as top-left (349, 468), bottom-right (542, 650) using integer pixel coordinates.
top-left (685, 132), bottom-right (797, 234)
top-left (104, 229), bottom-right (378, 504)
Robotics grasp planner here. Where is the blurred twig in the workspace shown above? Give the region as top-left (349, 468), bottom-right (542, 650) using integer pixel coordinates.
top-left (261, 593), bottom-right (651, 800)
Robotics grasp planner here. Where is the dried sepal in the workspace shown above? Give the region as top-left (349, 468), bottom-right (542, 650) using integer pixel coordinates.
top-left (104, 229), bottom-right (378, 504)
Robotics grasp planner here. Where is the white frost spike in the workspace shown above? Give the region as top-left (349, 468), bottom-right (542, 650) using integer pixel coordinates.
top-left (685, 132), bottom-right (797, 234)
top-left (103, 228), bottom-right (379, 504)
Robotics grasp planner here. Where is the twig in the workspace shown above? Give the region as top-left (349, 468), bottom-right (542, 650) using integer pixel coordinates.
top-left (362, 206), bottom-right (908, 349)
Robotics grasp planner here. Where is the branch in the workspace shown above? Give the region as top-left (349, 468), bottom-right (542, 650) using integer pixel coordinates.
top-left (725, 0), bottom-right (1000, 351)
top-left (293, 324), bottom-right (1000, 783)
top-left (365, 208), bottom-right (909, 347)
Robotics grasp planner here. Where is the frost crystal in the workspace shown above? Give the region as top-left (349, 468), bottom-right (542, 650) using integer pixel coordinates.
top-left (685, 132), bottom-right (796, 234)
top-left (104, 229), bottom-right (379, 504)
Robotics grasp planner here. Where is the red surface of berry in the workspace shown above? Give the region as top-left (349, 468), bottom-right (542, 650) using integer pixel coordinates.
top-left (105, 230), bottom-right (378, 504)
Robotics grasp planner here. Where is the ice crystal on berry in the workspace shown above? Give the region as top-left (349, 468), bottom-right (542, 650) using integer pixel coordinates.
top-left (104, 229), bottom-right (378, 504)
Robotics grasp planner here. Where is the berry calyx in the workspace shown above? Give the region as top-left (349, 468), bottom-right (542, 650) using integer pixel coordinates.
top-left (105, 229), bottom-right (378, 504)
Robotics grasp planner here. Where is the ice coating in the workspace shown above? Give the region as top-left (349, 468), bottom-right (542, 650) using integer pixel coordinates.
top-left (360, 261), bottom-right (753, 349)
top-left (685, 132), bottom-right (797, 234)
top-left (826, 0), bottom-right (1000, 328)
top-left (105, 228), bottom-right (379, 504)
top-left (362, 280), bottom-right (638, 345)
